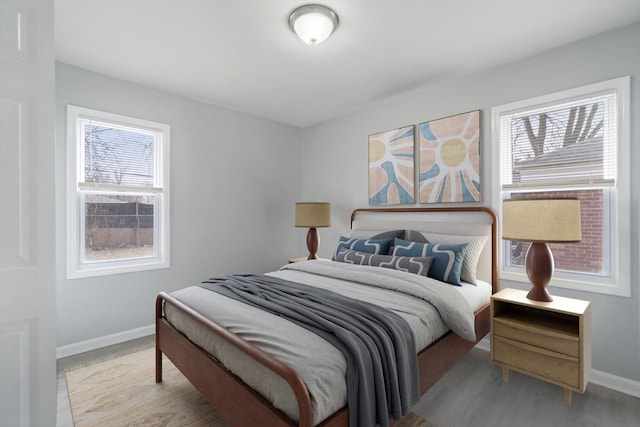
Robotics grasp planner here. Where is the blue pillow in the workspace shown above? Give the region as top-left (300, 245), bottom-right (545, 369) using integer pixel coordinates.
top-left (333, 236), bottom-right (394, 259)
top-left (392, 238), bottom-right (468, 286)
top-left (334, 249), bottom-right (434, 277)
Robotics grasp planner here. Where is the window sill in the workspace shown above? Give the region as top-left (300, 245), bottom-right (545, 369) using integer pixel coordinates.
top-left (499, 270), bottom-right (630, 298)
top-left (67, 258), bottom-right (170, 279)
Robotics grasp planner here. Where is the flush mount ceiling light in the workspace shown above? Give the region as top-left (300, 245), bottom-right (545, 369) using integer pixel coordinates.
top-left (288, 4), bottom-right (339, 46)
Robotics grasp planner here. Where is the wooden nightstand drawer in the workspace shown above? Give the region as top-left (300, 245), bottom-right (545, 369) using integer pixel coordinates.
top-left (494, 336), bottom-right (580, 389)
top-left (493, 316), bottom-right (580, 357)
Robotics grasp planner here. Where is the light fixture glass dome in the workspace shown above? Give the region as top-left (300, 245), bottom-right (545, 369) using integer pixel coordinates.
top-left (289, 4), bottom-right (339, 46)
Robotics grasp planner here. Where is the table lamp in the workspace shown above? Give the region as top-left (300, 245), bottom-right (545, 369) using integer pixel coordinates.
top-left (502, 198), bottom-right (582, 302)
top-left (295, 202), bottom-right (331, 260)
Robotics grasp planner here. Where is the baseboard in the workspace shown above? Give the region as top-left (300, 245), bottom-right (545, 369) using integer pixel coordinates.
top-left (589, 369), bottom-right (640, 399)
top-left (474, 337), bottom-right (640, 399)
top-left (56, 324), bottom-right (154, 359)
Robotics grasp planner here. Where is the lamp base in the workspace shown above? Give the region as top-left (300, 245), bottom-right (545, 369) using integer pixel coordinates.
top-left (306, 227), bottom-right (319, 260)
top-left (526, 286), bottom-right (553, 302)
top-left (525, 242), bottom-right (554, 302)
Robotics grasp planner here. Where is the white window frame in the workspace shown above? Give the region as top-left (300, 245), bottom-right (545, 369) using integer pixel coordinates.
top-left (491, 77), bottom-right (630, 297)
top-left (66, 105), bottom-right (170, 278)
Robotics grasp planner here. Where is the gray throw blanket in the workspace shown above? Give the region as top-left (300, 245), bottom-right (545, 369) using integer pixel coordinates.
top-left (199, 274), bottom-right (420, 427)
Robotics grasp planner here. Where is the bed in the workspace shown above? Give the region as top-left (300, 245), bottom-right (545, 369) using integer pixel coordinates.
top-left (155, 207), bottom-right (498, 427)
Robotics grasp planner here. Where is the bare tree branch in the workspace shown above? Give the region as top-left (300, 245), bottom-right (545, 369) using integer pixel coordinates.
top-left (522, 114), bottom-right (547, 157)
top-left (579, 103), bottom-right (598, 142)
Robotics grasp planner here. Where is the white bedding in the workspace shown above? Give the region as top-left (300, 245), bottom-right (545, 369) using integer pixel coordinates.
top-left (455, 279), bottom-right (492, 312)
top-left (164, 260), bottom-right (483, 425)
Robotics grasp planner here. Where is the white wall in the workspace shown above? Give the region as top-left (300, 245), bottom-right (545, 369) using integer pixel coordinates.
top-left (300, 23), bottom-right (640, 381)
top-left (55, 63), bottom-right (303, 347)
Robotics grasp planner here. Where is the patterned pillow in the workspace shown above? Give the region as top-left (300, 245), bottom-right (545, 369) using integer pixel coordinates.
top-left (333, 236), bottom-right (394, 259)
top-left (419, 233), bottom-right (488, 285)
top-left (334, 249), bottom-right (433, 277)
top-left (392, 238), bottom-right (468, 286)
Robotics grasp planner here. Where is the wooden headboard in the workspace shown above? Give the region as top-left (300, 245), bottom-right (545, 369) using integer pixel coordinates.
top-left (350, 207), bottom-right (498, 293)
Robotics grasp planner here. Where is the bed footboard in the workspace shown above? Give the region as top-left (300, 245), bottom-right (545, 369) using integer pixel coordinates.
top-left (155, 292), bottom-right (315, 427)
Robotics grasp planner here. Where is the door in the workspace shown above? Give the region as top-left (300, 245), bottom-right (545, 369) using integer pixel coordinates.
top-left (0, 0), bottom-right (56, 425)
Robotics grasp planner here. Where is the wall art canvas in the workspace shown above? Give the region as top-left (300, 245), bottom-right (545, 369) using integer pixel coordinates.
top-left (368, 125), bottom-right (415, 205)
top-left (419, 110), bottom-right (480, 203)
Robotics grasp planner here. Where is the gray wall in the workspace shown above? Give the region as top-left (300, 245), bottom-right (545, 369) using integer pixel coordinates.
top-left (55, 63), bottom-right (304, 346)
top-left (299, 23), bottom-right (640, 381)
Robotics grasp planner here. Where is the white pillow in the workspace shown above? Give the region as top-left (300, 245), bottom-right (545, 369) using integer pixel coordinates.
top-left (418, 232), bottom-right (488, 285)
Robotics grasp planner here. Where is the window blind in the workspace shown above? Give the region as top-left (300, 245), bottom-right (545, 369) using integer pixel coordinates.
top-left (80, 118), bottom-right (159, 189)
top-left (499, 91), bottom-right (617, 189)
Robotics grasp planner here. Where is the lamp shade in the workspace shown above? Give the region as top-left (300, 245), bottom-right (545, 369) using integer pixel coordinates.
top-left (502, 198), bottom-right (582, 243)
top-left (295, 202), bottom-right (331, 227)
top-left (288, 4), bottom-right (339, 45)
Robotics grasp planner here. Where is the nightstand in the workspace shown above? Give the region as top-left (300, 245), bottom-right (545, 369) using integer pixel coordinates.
top-left (490, 288), bottom-right (591, 405)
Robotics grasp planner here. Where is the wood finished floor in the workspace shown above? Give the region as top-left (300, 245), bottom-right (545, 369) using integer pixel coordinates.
top-left (57, 337), bottom-right (640, 427)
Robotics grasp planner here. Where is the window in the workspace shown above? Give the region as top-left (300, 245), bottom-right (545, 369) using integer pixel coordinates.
top-left (67, 105), bottom-right (170, 278)
top-left (492, 77), bottom-right (630, 296)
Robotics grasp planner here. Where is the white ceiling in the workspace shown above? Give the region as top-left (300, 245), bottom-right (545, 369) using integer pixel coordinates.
top-left (55, 0), bottom-right (640, 128)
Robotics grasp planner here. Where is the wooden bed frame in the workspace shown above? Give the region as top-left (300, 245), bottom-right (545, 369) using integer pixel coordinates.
top-left (156, 207), bottom-right (498, 427)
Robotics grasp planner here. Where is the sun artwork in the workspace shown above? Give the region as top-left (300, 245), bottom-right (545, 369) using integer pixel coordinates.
top-left (368, 125), bottom-right (415, 205)
top-left (419, 111), bottom-right (480, 203)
